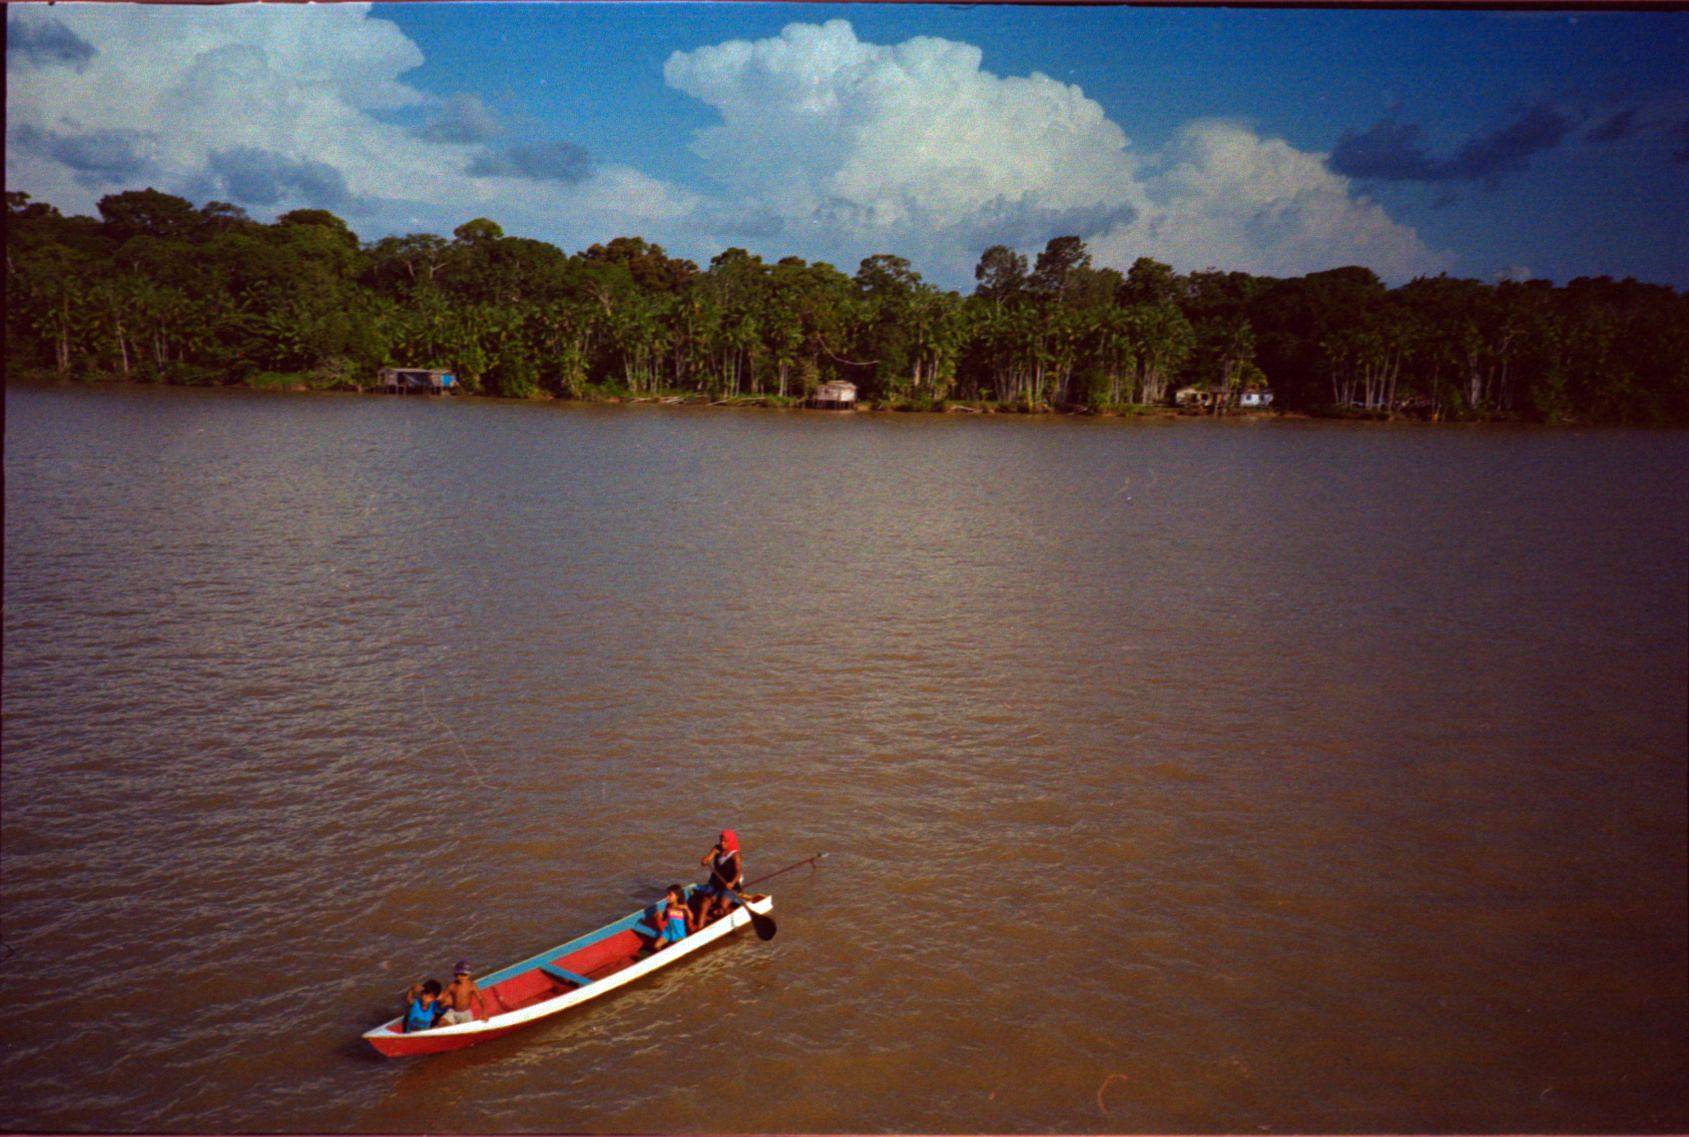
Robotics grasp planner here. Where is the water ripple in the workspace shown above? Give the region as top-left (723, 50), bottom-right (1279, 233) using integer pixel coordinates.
top-left (3, 386), bottom-right (1685, 1132)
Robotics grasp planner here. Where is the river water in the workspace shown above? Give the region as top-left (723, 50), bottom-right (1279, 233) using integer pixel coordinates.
top-left (3, 382), bottom-right (1685, 1133)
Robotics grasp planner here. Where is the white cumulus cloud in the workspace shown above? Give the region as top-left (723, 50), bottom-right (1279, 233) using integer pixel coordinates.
top-left (1095, 120), bottom-right (1456, 281)
top-left (6, 8), bottom-right (1451, 284)
top-left (665, 19), bottom-right (1148, 279)
top-left (666, 20), bottom-right (1142, 231)
top-left (5, 3), bottom-right (694, 245)
top-left (667, 20), bottom-right (1450, 283)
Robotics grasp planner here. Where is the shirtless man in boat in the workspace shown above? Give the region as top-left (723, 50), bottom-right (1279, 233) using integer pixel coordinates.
top-left (435, 960), bottom-right (485, 1026)
top-left (695, 829), bottom-right (744, 925)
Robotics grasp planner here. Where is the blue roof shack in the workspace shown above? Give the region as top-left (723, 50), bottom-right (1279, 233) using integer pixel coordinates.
top-left (378, 367), bottom-right (457, 395)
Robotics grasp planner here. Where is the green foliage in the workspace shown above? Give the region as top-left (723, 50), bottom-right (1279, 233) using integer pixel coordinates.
top-left (1030, 235), bottom-right (1092, 299)
top-left (6, 188), bottom-right (1687, 425)
top-left (277, 209), bottom-right (360, 253)
top-left (155, 360), bottom-right (227, 387)
top-left (97, 188), bottom-right (199, 244)
top-left (974, 245), bottom-right (1027, 305)
top-left (249, 370), bottom-right (310, 391)
top-left (453, 217), bottom-right (504, 245)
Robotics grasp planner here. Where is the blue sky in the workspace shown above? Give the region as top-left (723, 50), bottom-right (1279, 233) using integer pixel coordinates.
top-left (8, 4), bottom-right (1687, 289)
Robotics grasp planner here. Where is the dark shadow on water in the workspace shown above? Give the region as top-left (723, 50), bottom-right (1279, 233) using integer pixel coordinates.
top-left (338, 1035), bottom-right (388, 1064)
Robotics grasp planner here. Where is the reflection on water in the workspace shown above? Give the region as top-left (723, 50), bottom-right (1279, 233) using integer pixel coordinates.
top-left (3, 384), bottom-right (1685, 1132)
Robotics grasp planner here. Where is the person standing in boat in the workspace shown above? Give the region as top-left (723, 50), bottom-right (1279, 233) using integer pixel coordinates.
top-left (696, 829), bottom-right (744, 925)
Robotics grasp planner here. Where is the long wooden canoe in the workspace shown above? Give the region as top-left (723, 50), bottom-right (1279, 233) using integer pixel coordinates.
top-left (363, 888), bottom-right (773, 1057)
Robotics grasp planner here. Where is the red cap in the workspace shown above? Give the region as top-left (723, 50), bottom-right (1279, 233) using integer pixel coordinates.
top-left (719, 829), bottom-right (739, 852)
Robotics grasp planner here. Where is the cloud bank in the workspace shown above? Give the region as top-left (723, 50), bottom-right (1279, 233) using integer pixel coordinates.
top-left (7, 16), bottom-right (97, 71)
top-left (1586, 109), bottom-right (1636, 145)
top-left (1330, 103), bottom-right (1572, 185)
top-left (8, 8), bottom-right (1450, 284)
top-left (663, 19), bottom-right (1448, 282)
top-left (467, 141), bottom-right (594, 185)
top-left (1091, 120), bottom-right (1452, 281)
top-left (665, 21), bottom-right (1144, 241)
top-left (6, 4), bottom-right (690, 250)
top-left (414, 93), bottom-right (504, 145)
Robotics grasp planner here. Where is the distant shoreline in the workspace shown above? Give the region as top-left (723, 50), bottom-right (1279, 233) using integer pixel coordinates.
top-left (9, 371), bottom-right (1611, 427)
top-left (12, 192), bottom-right (1687, 428)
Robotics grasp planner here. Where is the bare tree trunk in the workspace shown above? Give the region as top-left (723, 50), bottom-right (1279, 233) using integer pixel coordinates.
top-left (57, 297), bottom-right (71, 375)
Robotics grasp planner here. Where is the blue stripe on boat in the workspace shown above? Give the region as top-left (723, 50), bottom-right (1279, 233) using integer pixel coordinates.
top-left (476, 909), bottom-right (652, 987)
top-left (540, 964), bottom-right (593, 987)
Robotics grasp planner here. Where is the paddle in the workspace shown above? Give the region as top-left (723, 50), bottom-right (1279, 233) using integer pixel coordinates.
top-left (724, 852), bottom-right (830, 942)
top-left (731, 889), bottom-right (777, 940)
top-left (742, 851), bottom-right (830, 889)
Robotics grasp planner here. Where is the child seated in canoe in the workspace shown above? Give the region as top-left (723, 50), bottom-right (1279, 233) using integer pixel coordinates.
top-left (435, 961), bottom-right (484, 1026)
top-left (403, 979), bottom-right (444, 1032)
top-left (657, 884), bottom-right (693, 949)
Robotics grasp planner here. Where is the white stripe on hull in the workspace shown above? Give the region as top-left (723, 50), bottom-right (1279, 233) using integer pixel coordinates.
top-left (363, 895), bottom-right (771, 1047)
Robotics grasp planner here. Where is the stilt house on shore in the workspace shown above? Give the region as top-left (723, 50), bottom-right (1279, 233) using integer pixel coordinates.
top-left (1174, 384), bottom-right (1275, 410)
top-left (810, 380), bottom-right (858, 409)
top-left (378, 367), bottom-right (458, 395)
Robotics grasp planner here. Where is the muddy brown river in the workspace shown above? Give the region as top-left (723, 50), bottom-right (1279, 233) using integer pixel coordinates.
top-left (3, 383), bottom-right (1685, 1132)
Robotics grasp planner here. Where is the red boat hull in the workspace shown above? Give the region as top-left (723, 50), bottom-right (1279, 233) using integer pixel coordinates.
top-left (364, 891), bottom-right (773, 1057)
top-left (366, 1021), bottom-right (529, 1057)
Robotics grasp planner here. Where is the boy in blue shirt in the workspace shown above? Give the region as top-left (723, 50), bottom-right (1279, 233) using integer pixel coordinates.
top-left (403, 979), bottom-right (444, 1032)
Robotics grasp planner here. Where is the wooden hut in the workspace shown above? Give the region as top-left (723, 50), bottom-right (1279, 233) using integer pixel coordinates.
top-left (377, 367), bottom-right (457, 395)
top-left (810, 380), bottom-right (858, 409)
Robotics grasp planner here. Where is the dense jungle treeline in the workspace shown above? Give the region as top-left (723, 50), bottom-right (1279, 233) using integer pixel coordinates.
top-left (7, 188), bottom-right (1688, 424)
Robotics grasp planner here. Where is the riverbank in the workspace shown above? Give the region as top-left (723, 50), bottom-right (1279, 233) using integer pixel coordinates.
top-left (8, 369), bottom-right (1581, 425)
